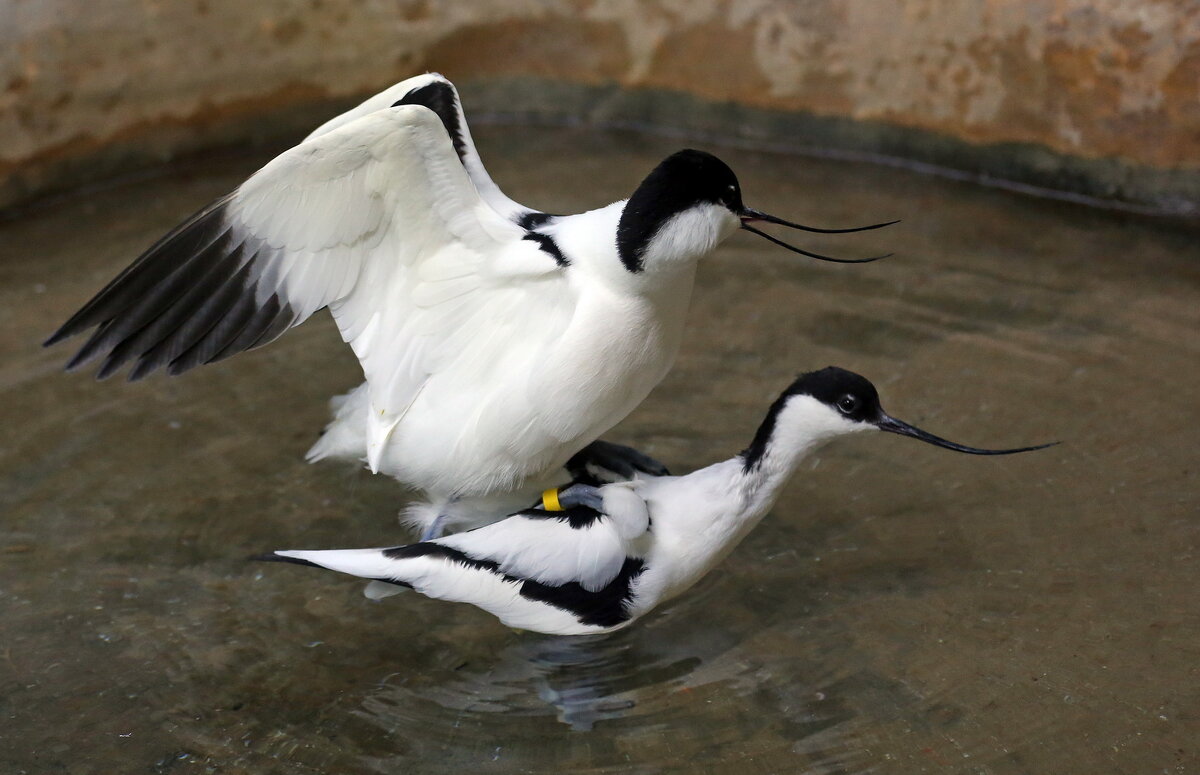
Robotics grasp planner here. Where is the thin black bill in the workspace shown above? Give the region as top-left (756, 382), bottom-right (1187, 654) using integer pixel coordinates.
top-left (877, 414), bottom-right (1058, 455)
top-left (738, 208), bottom-right (896, 264)
top-left (740, 208), bottom-right (898, 234)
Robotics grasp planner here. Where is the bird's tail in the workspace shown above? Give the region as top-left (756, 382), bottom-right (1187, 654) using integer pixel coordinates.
top-left (304, 384), bottom-right (370, 464)
top-left (254, 548), bottom-right (412, 594)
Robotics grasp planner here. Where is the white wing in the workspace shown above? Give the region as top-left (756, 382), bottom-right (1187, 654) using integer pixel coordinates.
top-left (305, 72), bottom-right (531, 221)
top-left (50, 106), bottom-right (569, 468)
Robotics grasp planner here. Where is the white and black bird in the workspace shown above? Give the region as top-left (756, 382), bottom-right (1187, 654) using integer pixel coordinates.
top-left (257, 367), bottom-right (1054, 636)
top-left (46, 73), bottom-right (894, 536)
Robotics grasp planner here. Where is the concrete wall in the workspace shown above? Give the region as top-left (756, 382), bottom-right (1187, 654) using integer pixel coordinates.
top-left (3, 0), bottom-right (1199, 214)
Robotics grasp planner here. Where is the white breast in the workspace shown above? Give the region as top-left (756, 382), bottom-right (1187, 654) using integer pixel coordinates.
top-left (375, 255), bottom-right (698, 498)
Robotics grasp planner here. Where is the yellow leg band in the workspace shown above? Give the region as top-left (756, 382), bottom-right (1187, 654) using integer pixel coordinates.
top-left (542, 487), bottom-right (564, 511)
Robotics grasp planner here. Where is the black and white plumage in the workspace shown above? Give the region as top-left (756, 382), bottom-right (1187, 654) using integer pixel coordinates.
top-left (259, 367), bottom-right (1053, 636)
top-left (46, 72), bottom-right (893, 522)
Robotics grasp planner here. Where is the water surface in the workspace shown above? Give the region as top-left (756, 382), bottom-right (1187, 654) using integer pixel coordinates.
top-left (1, 126), bottom-right (1197, 773)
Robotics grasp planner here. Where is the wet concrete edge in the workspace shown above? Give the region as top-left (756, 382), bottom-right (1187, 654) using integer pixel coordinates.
top-left (2, 76), bottom-right (1198, 221)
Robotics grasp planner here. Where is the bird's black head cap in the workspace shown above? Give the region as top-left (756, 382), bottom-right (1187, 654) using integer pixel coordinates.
top-left (788, 366), bottom-right (882, 424)
top-left (617, 150), bottom-right (743, 273)
top-left (741, 367), bottom-right (881, 470)
top-left (742, 366), bottom-right (1057, 470)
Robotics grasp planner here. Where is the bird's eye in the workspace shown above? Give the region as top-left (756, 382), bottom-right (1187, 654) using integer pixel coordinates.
top-left (837, 394), bottom-right (860, 414)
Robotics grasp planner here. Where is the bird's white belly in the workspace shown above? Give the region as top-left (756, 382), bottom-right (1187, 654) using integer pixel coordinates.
top-left (373, 278), bottom-right (694, 497)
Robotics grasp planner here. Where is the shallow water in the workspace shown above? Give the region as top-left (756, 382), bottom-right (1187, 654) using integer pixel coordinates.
top-left (2, 126), bottom-right (1198, 774)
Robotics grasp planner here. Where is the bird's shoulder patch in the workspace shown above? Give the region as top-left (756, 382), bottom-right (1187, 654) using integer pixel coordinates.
top-left (521, 231), bottom-right (569, 267)
top-left (517, 504), bottom-right (607, 530)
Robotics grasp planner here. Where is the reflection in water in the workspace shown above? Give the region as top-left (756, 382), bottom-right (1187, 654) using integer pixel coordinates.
top-left (350, 583), bottom-right (879, 773)
top-left (365, 632), bottom-right (691, 732)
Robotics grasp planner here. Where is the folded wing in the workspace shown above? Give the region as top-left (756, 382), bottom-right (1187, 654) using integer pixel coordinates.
top-left (268, 503), bottom-right (646, 598)
top-left (437, 496), bottom-right (650, 593)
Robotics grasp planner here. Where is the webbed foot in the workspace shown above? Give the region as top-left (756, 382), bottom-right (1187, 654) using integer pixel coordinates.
top-left (566, 440), bottom-right (669, 484)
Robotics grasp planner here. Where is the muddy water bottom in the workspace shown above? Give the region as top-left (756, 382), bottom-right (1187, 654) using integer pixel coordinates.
top-left (1, 126), bottom-right (1198, 773)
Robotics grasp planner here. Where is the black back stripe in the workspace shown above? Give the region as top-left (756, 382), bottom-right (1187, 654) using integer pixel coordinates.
top-left (392, 82), bottom-right (467, 162)
top-left (384, 542), bottom-right (502, 573)
top-left (383, 542), bottom-right (643, 627)
top-left (518, 556), bottom-right (645, 628)
top-left (512, 505), bottom-right (607, 530)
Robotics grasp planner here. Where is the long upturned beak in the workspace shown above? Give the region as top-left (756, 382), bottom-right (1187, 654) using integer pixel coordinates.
top-left (875, 414), bottom-right (1058, 455)
top-left (738, 208), bottom-right (897, 264)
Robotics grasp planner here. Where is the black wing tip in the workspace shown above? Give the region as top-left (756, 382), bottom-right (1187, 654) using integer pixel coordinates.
top-left (42, 192), bottom-right (283, 381)
top-left (125, 359), bottom-right (158, 382)
top-left (94, 356), bottom-right (127, 382)
top-left (43, 328), bottom-right (72, 348)
top-left (64, 348), bottom-right (99, 375)
top-left (166, 359), bottom-right (197, 377)
top-left (248, 552), bottom-right (322, 568)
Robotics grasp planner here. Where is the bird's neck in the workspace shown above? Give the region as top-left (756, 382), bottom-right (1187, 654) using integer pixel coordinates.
top-left (736, 395), bottom-right (870, 512)
top-left (549, 203), bottom-right (626, 282)
top-left (551, 202), bottom-right (714, 295)
top-left (732, 435), bottom-right (822, 519)
top-left (635, 439), bottom-right (824, 610)
top-left (622, 203), bottom-right (739, 275)
top-left (638, 401), bottom-right (852, 596)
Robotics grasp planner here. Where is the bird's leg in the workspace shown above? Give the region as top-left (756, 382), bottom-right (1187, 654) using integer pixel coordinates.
top-left (420, 516), bottom-right (447, 541)
top-left (544, 483), bottom-right (605, 512)
top-left (565, 440), bottom-right (670, 483)
top-left (420, 496), bottom-right (459, 541)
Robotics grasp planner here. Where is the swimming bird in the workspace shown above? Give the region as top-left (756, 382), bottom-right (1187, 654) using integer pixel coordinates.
top-left (257, 367), bottom-right (1054, 636)
top-left (45, 73), bottom-right (894, 536)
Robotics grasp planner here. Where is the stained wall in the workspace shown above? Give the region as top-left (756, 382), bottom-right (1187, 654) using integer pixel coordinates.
top-left (3, 1), bottom-right (1198, 212)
